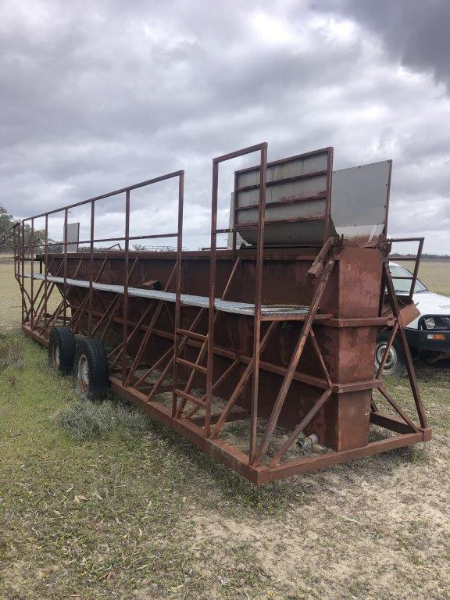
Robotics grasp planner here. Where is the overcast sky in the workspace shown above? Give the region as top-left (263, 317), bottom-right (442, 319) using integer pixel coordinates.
top-left (1, 0), bottom-right (449, 253)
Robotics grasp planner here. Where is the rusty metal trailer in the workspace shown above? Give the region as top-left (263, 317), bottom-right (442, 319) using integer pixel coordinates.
top-left (13, 143), bottom-right (430, 485)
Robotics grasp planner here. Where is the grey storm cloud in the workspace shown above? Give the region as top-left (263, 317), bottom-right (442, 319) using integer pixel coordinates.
top-left (323, 0), bottom-right (450, 89)
top-left (1, 0), bottom-right (449, 252)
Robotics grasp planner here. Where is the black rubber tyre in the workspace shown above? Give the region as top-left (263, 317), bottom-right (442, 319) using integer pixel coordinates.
top-left (48, 326), bottom-right (76, 375)
top-left (375, 330), bottom-right (407, 377)
top-left (73, 338), bottom-right (109, 400)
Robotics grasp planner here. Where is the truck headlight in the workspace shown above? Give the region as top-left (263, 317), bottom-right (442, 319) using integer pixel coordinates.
top-left (424, 317), bottom-right (436, 329)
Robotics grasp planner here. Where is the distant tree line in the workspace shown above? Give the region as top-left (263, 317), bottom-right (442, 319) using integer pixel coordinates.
top-left (0, 207), bottom-right (45, 255)
top-left (1, 205), bottom-right (53, 256)
top-left (1, 206), bottom-right (125, 255)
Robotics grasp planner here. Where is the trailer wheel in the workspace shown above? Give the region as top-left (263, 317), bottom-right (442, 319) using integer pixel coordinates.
top-left (48, 326), bottom-right (76, 375)
top-left (375, 331), bottom-right (406, 377)
top-left (73, 338), bottom-right (109, 400)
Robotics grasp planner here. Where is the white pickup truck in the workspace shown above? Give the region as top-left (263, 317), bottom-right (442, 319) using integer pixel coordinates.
top-left (375, 262), bottom-right (450, 375)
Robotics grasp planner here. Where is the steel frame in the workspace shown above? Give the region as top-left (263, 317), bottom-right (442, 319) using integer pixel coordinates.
top-left (13, 143), bottom-right (431, 485)
top-left (387, 237), bottom-right (425, 301)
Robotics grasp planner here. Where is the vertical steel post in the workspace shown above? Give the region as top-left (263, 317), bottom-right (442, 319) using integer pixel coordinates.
top-left (255, 257), bottom-right (335, 466)
top-left (88, 201), bottom-right (95, 334)
top-left (172, 171), bottom-right (185, 417)
top-left (30, 218), bottom-right (35, 328)
top-left (121, 191), bottom-right (131, 385)
top-left (63, 208), bottom-right (68, 325)
top-left (249, 143), bottom-right (267, 464)
top-left (43, 214), bottom-right (49, 332)
top-left (409, 237), bottom-right (424, 301)
top-left (206, 161), bottom-right (219, 437)
top-left (21, 221), bottom-right (25, 324)
top-left (232, 171), bottom-right (238, 259)
top-left (323, 148), bottom-right (334, 244)
top-left (384, 262), bottom-right (428, 428)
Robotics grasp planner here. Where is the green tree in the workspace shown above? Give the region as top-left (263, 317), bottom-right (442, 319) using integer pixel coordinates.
top-left (0, 206), bottom-right (47, 256)
top-left (0, 206), bottom-right (15, 252)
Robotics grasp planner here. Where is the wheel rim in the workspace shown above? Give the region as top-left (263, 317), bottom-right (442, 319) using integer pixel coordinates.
top-left (77, 355), bottom-right (89, 393)
top-left (375, 342), bottom-right (398, 373)
top-left (52, 343), bottom-right (60, 368)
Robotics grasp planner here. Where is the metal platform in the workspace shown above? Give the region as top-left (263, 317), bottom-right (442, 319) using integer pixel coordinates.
top-left (25, 273), bottom-right (314, 318)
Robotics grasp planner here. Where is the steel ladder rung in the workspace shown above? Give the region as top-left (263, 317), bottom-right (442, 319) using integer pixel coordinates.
top-left (176, 327), bottom-right (208, 341)
top-left (174, 388), bottom-right (206, 407)
top-left (175, 357), bottom-right (208, 374)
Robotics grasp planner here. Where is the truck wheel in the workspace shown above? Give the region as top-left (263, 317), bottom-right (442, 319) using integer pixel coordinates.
top-left (48, 326), bottom-right (76, 375)
top-left (73, 338), bottom-right (109, 400)
top-left (375, 331), bottom-right (406, 377)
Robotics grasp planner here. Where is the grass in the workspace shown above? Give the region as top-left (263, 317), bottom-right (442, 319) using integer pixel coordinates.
top-left (56, 398), bottom-right (153, 441)
top-left (1, 256), bottom-right (450, 599)
top-left (402, 259), bottom-right (450, 296)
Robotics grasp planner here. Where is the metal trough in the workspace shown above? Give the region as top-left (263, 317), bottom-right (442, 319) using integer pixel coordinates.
top-left (13, 143), bottom-right (430, 485)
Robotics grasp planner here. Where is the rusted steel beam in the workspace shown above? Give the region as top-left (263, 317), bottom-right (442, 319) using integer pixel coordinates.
top-left (32, 283), bottom-right (56, 330)
top-left (190, 409), bottom-right (249, 427)
top-left (323, 148), bottom-right (334, 243)
top-left (255, 257), bottom-right (335, 466)
top-left (30, 218), bottom-right (35, 327)
top-left (26, 170), bottom-right (185, 220)
top-left (147, 308), bottom-right (205, 403)
top-left (258, 433), bottom-right (426, 485)
top-left (21, 221), bottom-right (25, 324)
top-left (124, 263), bottom-right (177, 386)
top-left (249, 143), bottom-right (268, 462)
top-left (42, 256), bottom-right (85, 335)
top-left (121, 191), bottom-right (131, 384)
top-left (309, 327), bottom-right (331, 387)
top-left (131, 346), bottom-right (173, 389)
top-left (384, 262), bottom-right (428, 428)
top-left (409, 237), bottom-right (424, 300)
top-left (376, 386), bottom-right (419, 433)
top-left (269, 388), bottom-right (333, 466)
top-left (22, 324), bottom-right (49, 346)
top-left (93, 294), bottom-right (124, 339)
top-left (212, 321), bottom-right (277, 438)
top-left (370, 411), bottom-right (418, 435)
top-left (67, 293), bottom-right (90, 331)
top-left (85, 306), bottom-right (383, 394)
top-left (110, 376), bottom-right (264, 484)
top-left (182, 359), bottom-right (241, 420)
top-left (63, 209), bottom-right (68, 325)
top-left (376, 321), bottom-right (399, 378)
top-left (171, 170), bottom-right (185, 417)
top-left (205, 159), bottom-right (219, 437)
top-left (88, 200), bottom-right (95, 335)
top-left (307, 236), bottom-right (335, 279)
top-left (107, 372), bottom-right (427, 486)
top-left (108, 302), bottom-right (154, 365)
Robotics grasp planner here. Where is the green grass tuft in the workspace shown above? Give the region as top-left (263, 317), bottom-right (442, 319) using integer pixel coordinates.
top-left (56, 398), bottom-right (152, 441)
top-left (0, 335), bottom-right (25, 372)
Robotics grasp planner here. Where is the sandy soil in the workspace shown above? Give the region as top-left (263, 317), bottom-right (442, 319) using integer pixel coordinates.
top-left (189, 431), bottom-right (449, 599)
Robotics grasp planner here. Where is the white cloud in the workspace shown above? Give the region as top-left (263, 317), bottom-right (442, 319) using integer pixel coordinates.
top-left (1, 0), bottom-right (449, 254)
